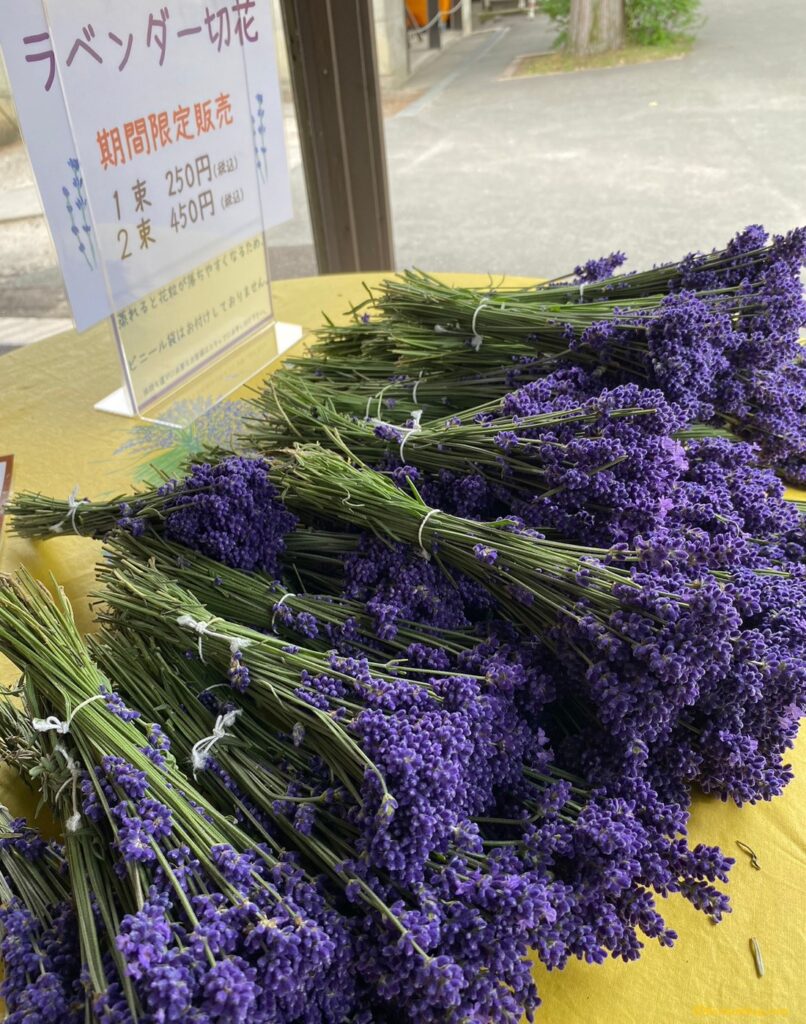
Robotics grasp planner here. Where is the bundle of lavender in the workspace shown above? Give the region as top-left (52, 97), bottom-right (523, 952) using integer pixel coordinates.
top-left (272, 225), bottom-right (806, 481)
top-left (3, 223), bottom-right (805, 1023)
top-left (247, 373), bottom-right (690, 546)
top-left (0, 806), bottom-right (82, 1024)
top-left (269, 444), bottom-right (805, 804)
top-left (249, 366), bottom-right (802, 557)
top-left (0, 569), bottom-right (737, 1024)
top-left (0, 572), bottom-right (361, 1024)
top-left (8, 455), bottom-right (297, 567)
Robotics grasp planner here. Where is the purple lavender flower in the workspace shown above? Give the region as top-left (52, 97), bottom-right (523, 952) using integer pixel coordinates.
top-left (343, 534), bottom-right (493, 639)
top-left (508, 383), bottom-right (689, 545)
top-left (573, 250), bottom-right (628, 285)
top-left (164, 456), bottom-right (298, 573)
top-left (720, 362), bottom-right (806, 485)
top-left (141, 723), bottom-right (171, 769)
top-left (101, 685), bottom-right (141, 723)
top-left (201, 957), bottom-right (259, 1023)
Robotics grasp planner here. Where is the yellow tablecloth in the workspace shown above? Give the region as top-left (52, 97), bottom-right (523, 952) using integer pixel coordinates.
top-left (1, 273), bottom-right (804, 1024)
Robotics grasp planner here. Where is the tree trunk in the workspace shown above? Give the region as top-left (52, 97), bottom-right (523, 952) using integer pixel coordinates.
top-left (569, 0), bottom-right (625, 56)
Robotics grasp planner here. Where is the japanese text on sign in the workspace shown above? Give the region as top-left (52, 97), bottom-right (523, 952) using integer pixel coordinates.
top-left (23, 2), bottom-right (260, 91)
top-left (0, 1), bottom-right (291, 333)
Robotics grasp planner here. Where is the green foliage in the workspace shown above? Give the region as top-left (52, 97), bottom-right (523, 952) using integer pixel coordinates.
top-left (540, 0), bottom-right (702, 49)
top-left (626, 0), bottom-right (701, 44)
top-left (539, 0), bottom-right (569, 46)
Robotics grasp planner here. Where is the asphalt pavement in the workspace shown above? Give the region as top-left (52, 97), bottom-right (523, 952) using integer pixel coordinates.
top-left (2, 0), bottom-right (806, 348)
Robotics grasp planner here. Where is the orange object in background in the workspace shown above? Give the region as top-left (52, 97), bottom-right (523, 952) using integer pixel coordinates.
top-left (406, 0), bottom-right (453, 28)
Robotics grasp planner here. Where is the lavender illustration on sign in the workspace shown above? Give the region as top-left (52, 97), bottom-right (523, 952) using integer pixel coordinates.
top-left (62, 157), bottom-right (96, 270)
top-left (251, 93), bottom-right (268, 184)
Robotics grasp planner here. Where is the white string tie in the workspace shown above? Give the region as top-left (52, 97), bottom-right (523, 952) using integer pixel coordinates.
top-left (434, 324), bottom-right (450, 334)
top-left (177, 613), bottom-right (213, 661)
top-left (54, 744), bottom-right (83, 832)
top-left (376, 385), bottom-right (392, 421)
top-left (579, 281), bottom-right (586, 301)
top-left (65, 811), bottom-right (83, 833)
top-left (191, 709), bottom-right (241, 773)
top-left (271, 592), bottom-right (296, 632)
top-left (48, 485), bottom-right (89, 535)
top-left (417, 508), bottom-right (440, 559)
top-left (411, 371), bottom-right (424, 404)
top-left (32, 693), bottom-right (105, 735)
top-left (340, 487), bottom-right (367, 512)
top-left (33, 715), bottom-right (69, 735)
top-left (470, 300), bottom-right (489, 351)
top-left (176, 614), bottom-right (252, 661)
top-left (398, 409), bottom-right (423, 462)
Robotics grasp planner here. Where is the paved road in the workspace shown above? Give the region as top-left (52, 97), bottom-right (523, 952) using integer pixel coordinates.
top-left (382, 0), bottom-right (806, 277)
top-left (2, 0), bottom-right (806, 343)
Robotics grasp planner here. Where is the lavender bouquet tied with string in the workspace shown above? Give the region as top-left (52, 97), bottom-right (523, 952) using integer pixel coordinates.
top-left (0, 571), bottom-right (360, 1024)
top-left (94, 559), bottom-right (537, 890)
top-left (7, 455), bottom-right (297, 575)
top-left (297, 224), bottom-right (806, 479)
top-left (248, 372), bottom-right (690, 546)
top-left (90, 614), bottom-right (734, 1017)
top-left (269, 444), bottom-right (806, 804)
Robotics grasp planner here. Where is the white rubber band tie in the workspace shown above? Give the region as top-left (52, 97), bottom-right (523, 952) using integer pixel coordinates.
top-left (32, 693), bottom-right (105, 735)
top-left (177, 613), bottom-right (212, 661)
top-left (417, 508), bottom-right (440, 558)
top-left (191, 709), bottom-right (241, 774)
top-left (470, 300), bottom-right (489, 351)
top-left (49, 485), bottom-right (89, 535)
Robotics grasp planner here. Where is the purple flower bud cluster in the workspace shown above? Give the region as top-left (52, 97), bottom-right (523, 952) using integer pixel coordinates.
top-left (718, 361), bottom-right (806, 486)
top-left (141, 722), bottom-right (171, 768)
top-left (551, 568), bottom-right (741, 746)
top-left (347, 669), bottom-right (537, 885)
top-left (502, 383), bottom-right (689, 545)
top-left (677, 224), bottom-right (806, 297)
top-left (580, 226), bottom-right (806, 480)
top-left (0, 827), bottom-right (82, 1024)
top-left (500, 365), bottom-right (598, 417)
top-left (161, 456), bottom-right (298, 573)
top-left (342, 533), bottom-right (494, 639)
top-left (419, 467), bottom-right (506, 520)
top-left (0, 902), bottom-right (83, 1024)
top-left (112, 853), bottom-right (356, 1024)
top-left (646, 437), bottom-right (801, 570)
top-left (101, 684), bottom-right (141, 722)
top-left (572, 292), bottom-right (736, 420)
top-left (573, 250), bottom-right (628, 285)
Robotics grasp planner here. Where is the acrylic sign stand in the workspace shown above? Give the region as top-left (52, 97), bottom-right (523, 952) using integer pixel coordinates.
top-left (41, 0), bottom-right (301, 428)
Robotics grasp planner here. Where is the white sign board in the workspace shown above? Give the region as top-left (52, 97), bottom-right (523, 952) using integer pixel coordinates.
top-left (0, 0), bottom-right (291, 332)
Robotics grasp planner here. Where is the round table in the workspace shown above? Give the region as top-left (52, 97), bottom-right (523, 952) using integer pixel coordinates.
top-left (1, 273), bottom-right (803, 1024)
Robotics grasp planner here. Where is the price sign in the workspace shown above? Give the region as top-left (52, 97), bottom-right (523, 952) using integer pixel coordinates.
top-left (0, 0), bottom-right (294, 417)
